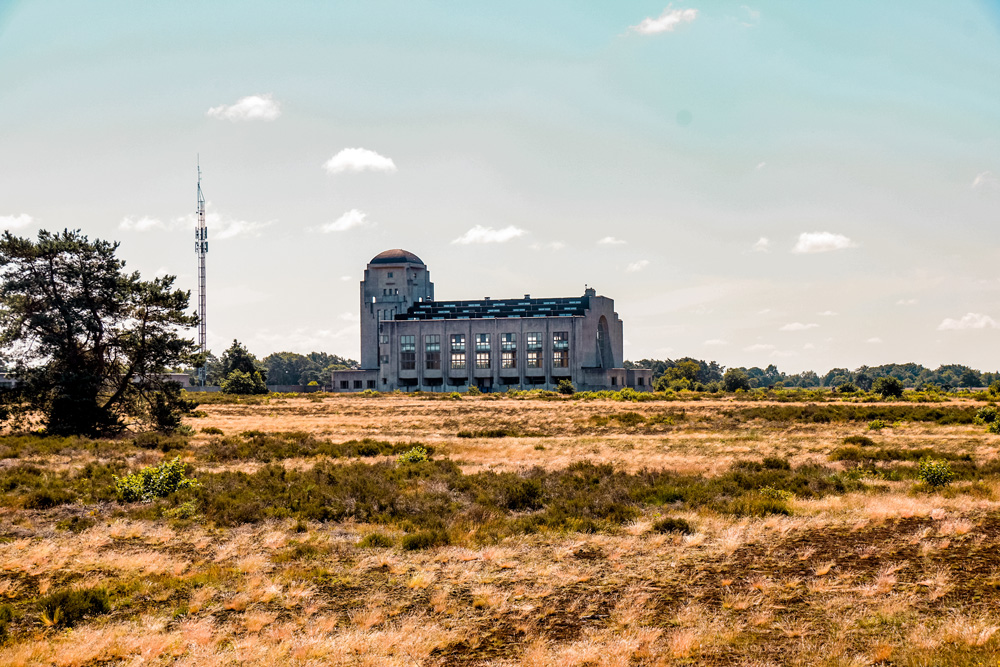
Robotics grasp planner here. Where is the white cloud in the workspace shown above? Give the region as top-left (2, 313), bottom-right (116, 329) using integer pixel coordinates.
top-left (755, 161), bottom-right (766, 170)
top-left (626, 260), bottom-right (650, 273)
top-left (339, 311), bottom-right (360, 322)
top-left (340, 276), bottom-right (352, 281)
top-left (744, 343), bottom-right (774, 352)
top-left (972, 171), bottom-right (999, 191)
top-left (752, 237), bottom-right (770, 252)
top-left (631, 6), bottom-right (698, 34)
top-left (740, 5), bottom-right (761, 27)
top-left (0, 214), bottom-right (34, 230)
top-left (206, 94), bottom-right (281, 121)
top-left (803, 343), bottom-right (815, 350)
top-left (818, 310), bottom-right (837, 316)
top-left (792, 231), bottom-right (856, 254)
top-left (323, 148), bottom-right (397, 174)
top-left (119, 215), bottom-right (163, 231)
top-left (530, 241), bottom-right (566, 251)
top-left (780, 322), bottom-right (819, 331)
top-left (757, 308), bottom-right (772, 315)
top-left (598, 236), bottom-right (626, 245)
top-left (867, 337), bottom-right (883, 343)
top-left (937, 312), bottom-right (999, 331)
top-left (451, 225), bottom-right (526, 245)
top-left (704, 339), bottom-right (728, 346)
top-left (320, 209), bottom-right (371, 233)
top-left (173, 211), bottom-right (271, 240)
top-left (897, 298), bottom-right (918, 305)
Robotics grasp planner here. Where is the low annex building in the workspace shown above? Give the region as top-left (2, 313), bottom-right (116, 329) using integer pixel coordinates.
top-left (332, 249), bottom-right (651, 392)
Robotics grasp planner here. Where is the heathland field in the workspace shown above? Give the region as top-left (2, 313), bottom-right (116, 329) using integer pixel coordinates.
top-left (1, 390), bottom-right (1000, 665)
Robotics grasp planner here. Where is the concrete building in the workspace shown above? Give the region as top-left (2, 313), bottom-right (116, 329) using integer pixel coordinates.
top-left (332, 249), bottom-right (651, 392)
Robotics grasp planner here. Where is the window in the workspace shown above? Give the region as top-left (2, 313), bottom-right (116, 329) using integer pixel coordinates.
top-left (354, 380), bottom-right (363, 389)
top-left (400, 335), bottom-right (415, 370)
top-left (501, 351), bottom-right (517, 369)
top-left (380, 334), bottom-right (389, 344)
top-left (425, 335), bottom-right (441, 370)
top-left (527, 351), bottom-right (542, 368)
top-left (476, 352), bottom-right (490, 369)
top-left (388, 272), bottom-right (393, 278)
top-left (380, 354), bottom-right (389, 364)
top-left (553, 331), bottom-right (569, 368)
top-left (501, 333), bottom-right (516, 351)
top-left (611, 376), bottom-right (617, 386)
top-left (475, 334), bottom-right (490, 352)
top-left (451, 352), bottom-right (466, 370)
top-left (366, 380), bottom-right (376, 389)
top-left (340, 380), bottom-right (349, 389)
top-left (638, 377), bottom-right (644, 386)
top-left (526, 332), bottom-right (542, 350)
top-left (451, 334), bottom-right (465, 352)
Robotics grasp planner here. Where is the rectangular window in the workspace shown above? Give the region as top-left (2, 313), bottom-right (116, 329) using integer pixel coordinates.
top-left (451, 334), bottom-right (465, 352)
top-left (502, 351), bottom-right (517, 369)
top-left (380, 334), bottom-right (389, 344)
top-left (638, 377), bottom-right (644, 386)
top-left (552, 331), bottom-right (569, 368)
top-left (380, 354), bottom-right (389, 364)
top-left (340, 380), bottom-right (349, 389)
top-left (476, 352), bottom-right (490, 369)
top-left (353, 380), bottom-right (363, 389)
top-left (400, 335), bottom-right (416, 370)
top-left (553, 350), bottom-right (569, 368)
top-left (451, 352), bottom-right (466, 370)
top-left (527, 350), bottom-right (542, 368)
top-left (387, 272), bottom-right (393, 278)
top-left (425, 334), bottom-right (441, 370)
top-left (366, 380), bottom-right (376, 389)
top-left (526, 332), bottom-right (542, 350)
top-left (501, 333), bottom-right (517, 351)
top-left (475, 334), bottom-right (490, 352)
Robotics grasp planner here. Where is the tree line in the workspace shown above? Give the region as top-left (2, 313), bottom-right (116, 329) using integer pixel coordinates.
top-left (624, 358), bottom-right (1000, 392)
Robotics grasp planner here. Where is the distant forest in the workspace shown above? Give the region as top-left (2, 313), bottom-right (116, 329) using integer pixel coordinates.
top-left (623, 358), bottom-right (1000, 390)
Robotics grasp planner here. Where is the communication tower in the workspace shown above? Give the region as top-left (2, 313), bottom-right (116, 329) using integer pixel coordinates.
top-left (195, 160), bottom-right (208, 385)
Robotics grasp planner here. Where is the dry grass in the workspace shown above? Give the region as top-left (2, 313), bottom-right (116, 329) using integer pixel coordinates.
top-left (0, 394), bottom-right (998, 665)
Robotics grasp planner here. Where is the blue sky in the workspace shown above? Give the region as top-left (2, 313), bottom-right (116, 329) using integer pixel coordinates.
top-left (1, 1), bottom-right (999, 372)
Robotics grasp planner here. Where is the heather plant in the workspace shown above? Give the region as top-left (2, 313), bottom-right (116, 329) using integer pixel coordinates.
top-left (918, 457), bottom-right (955, 488)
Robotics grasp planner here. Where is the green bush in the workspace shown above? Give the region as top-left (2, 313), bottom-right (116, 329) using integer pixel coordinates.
top-left (201, 426), bottom-right (224, 435)
top-left (843, 435), bottom-right (876, 447)
top-left (651, 517), bottom-right (693, 534)
top-left (976, 406), bottom-right (998, 425)
top-left (557, 379), bottom-right (576, 395)
top-left (220, 369), bottom-right (268, 395)
top-left (918, 457), bottom-right (954, 488)
top-left (723, 369), bottom-right (752, 392)
top-left (38, 587), bottom-right (110, 628)
top-left (466, 386), bottom-right (481, 396)
top-left (989, 420), bottom-right (1000, 435)
top-left (868, 419), bottom-right (888, 431)
top-left (397, 446), bottom-right (429, 464)
top-left (872, 376), bottom-right (905, 399)
top-left (358, 532), bottom-right (393, 548)
top-left (0, 603), bottom-right (11, 643)
top-left (360, 389), bottom-right (380, 398)
top-left (838, 383), bottom-right (858, 393)
top-left (114, 456), bottom-right (199, 503)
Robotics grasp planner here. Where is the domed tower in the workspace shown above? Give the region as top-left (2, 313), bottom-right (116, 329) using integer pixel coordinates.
top-left (360, 249), bottom-right (433, 369)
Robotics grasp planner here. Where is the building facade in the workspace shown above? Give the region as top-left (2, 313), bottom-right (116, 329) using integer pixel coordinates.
top-left (332, 249), bottom-right (651, 392)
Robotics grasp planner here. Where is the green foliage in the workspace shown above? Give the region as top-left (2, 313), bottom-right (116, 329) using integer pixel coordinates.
top-left (397, 446), bottom-right (429, 464)
top-left (989, 420), bottom-right (1000, 435)
top-left (261, 350), bottom-right (358, 386)
top-left (201, 432), bottom-right (427, 462)
top-left (217, 340), bottom-right (267, 384)
top-left (837, 382), bottom-right (858, 393)
top-left (358, 532), bottom-right (393, 548)
top-left (975, 406), bottom-right (998, 424)
top-left (557, 379), bottom-right (576, 395)
top-left (868, 419), bottom-right (888, 431)
top-left (872, 376), bottom-right (905, 399)
top-left (466, 385), bottom-right (481, 396)
top-left (359, 389), bottom-right (380, 398)
top-left (844, 435), bottom-right (876, 447)
top-left (114, 456), bottom-right (199, 503)
top-left (201, 426), bottom-right (224, 435)
top-left (918, 457), bottom-right (955, 488)
top-left (0, 602), bottom-right (11, 643)
top-left (723, 369), bottom-right (752, 392)
top-left (0, 229), bottom-right (199, 436)
top-left (448, 392), bottom-right (462, 400)
top-left (731, 404), bottom-right (977, 425)
top-left (651, 517), bottom-right (693, 534)
top-left (38, 586), bottom-right (110, 628)
top-left (220, 369), bottom-right (268, 395)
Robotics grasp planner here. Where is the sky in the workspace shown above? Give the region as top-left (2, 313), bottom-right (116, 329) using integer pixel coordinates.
top-left (1, 1), bottom-right (999, 373)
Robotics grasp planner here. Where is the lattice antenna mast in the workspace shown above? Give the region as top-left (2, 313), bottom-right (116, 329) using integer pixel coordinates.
top-left (195, 158), bottom-right (208, 385)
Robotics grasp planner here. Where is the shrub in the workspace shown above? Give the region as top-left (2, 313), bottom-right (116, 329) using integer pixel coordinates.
top-left (0, 603), bottom-right (11, 643)
top-left (557, 379), bottom-right (576, 395)
top-left (758, 485), bottom-right (793, 500)
top-left (976, 406), bottom-right (998, 425)
top-left (114, 456), bottom-right (199, 502)
top-left (723, 369), bottom-right (752, 392)
top-left (358, 532), bottom-right (393, 548)
top-left (466, 386), bottom-right (481, 396)
top-left (401, 529), bottom-right (449, 551)
top-left (872, 376), bottom-right (905, 399)
top-left (360, 389), bottom-right (380, 398)
top-left (651, 517), bottom-right (693, 534)
top-left (762, 457), bottom-right (791, 470)
top-left (201, 426), bottom-right (224, 435)
top-left (918, 457), bottom-right (954, 488)
top-left (990, 420), bottom-right (1000, 435)
top-left (397, 446), bottom-right (429, 464)
top-left (843, 435), bottom-right (876, 447)
top-left (868, 419), bottom-right (887, 431)
top-left (220, 369), bottom-right (268, 395)
top-left (449, 392), bottom-right (462, 400)
top-left (838, 383), bottom-right (858, 393)
top-left (38, 587), bottom-right (110, 628)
